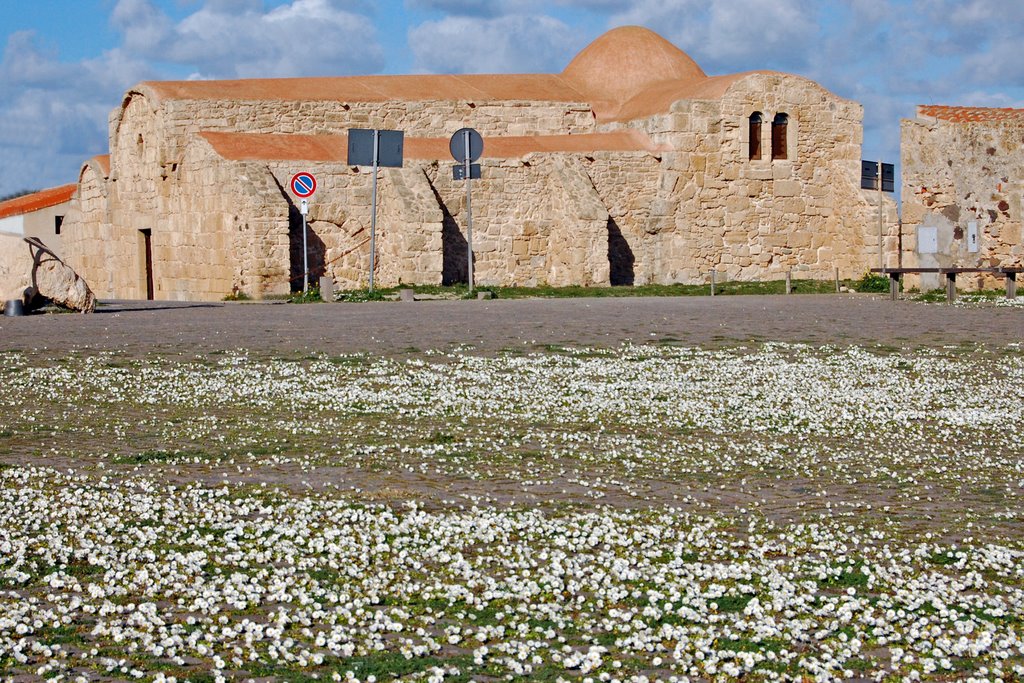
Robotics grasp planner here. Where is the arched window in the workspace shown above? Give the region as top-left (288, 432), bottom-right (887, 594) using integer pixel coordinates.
top-left (772, 113), bottom-right (788, 160)
top-left (748, 112), bottom-right (763, 160)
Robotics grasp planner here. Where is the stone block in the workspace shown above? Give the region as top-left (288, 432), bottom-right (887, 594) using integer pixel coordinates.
top-left (774, 180), bottom-right (800, 197)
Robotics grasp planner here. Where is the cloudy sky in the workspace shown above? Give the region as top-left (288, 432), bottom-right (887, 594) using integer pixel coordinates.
top-left (1, 0), bottom-right (1023, 198)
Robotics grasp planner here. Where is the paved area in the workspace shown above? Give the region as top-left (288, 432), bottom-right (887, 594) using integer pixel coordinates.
top-left (0, 294), bottom-right (1021, 355)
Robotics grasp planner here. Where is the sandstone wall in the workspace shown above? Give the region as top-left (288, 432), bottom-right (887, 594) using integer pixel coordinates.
top-left (901, 114), bottom-right (1024, 291)
top-left (112, 91), bottom-right (598, 191)
top-left (375, 166), bottom-right (444, 288)
top-left (609, 73), bottom-right (889, 284)
top-left (425, 154), bottom-right (611, 288)
top-left (0, 233), bottom-right (29, 300)
top-left (61, 163), bottom-right (128, 299)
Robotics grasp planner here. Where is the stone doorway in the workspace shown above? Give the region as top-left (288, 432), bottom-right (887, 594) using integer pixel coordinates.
top-left (138, 229), bottom-right (154, 300)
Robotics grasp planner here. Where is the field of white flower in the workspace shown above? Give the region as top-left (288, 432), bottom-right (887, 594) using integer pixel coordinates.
top-left (1, 342), bottom-right (1022, 682)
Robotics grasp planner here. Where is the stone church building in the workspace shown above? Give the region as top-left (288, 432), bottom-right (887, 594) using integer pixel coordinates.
top-left (56, 26), bottom-right (885, 300)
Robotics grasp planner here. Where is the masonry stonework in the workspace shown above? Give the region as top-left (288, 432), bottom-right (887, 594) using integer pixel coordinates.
top-left (56, 27), bottom-right (886, 301)
top-left (901, 105), bottom-right (1024, 291)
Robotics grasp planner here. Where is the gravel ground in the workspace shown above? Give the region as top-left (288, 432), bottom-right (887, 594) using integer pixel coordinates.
top-left (1, 294), bottom-right (1021, 355)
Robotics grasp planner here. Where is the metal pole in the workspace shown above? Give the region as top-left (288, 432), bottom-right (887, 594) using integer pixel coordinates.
top-left (465, 129), bottom-right (474, 292)
top-left (897, 217), bottom-right (903, 269)
top-left (302, 212), bottom-right (309, 293)
top-left (369, 130), bottom-right (379, 292)
top-left (878, 160), bottom-right (884, 270)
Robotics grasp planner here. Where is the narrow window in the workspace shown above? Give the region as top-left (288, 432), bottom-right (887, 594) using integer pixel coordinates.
top-left (772, 113), bottom-right (788, 160)
top-left (749, 112), bottom-right (763, 160)
top-left (54, 215), bottom-right (63, 235)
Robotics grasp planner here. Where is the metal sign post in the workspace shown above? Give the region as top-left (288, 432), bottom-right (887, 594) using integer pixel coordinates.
top-left (370, 130), bottom-right (379, 292)
top-left (348, 129), bottom-right (404, 292)
top-left (861, 160), bottom-right (894, 269)
top-left (300, 199), bottom-right (310, 291)
top-left (464, 129), bottom-right (474, 292)
top-left (878, 161), bottom-right (884, 270)
top-left (290, 173), bottom-right (317, 292)
top-left (450, 128), bottom-right (483, 292)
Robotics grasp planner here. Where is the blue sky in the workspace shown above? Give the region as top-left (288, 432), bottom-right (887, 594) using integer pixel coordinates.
top-left (2, 0), bottom-right (1023, 198)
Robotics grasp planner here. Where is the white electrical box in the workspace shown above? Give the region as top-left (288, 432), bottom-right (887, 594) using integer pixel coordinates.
top-left (918, 226), bottom-right (938, 254)
top-left (967, 220), bottom-right (979, 253)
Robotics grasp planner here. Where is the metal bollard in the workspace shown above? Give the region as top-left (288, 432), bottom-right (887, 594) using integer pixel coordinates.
top-left (3, 299), bottom-right (25, 317)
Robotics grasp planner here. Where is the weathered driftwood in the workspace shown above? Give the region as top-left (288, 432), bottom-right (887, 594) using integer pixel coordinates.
top-left (24, 237), bottom-right (96, 313)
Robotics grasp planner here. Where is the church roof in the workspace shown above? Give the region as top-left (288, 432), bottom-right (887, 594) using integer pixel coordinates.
top-left (918, 105), bottom-right (1024, 123)
top-left (0, 184), bottom-right (76, 220)
top-left (199, 129), bottom-right (666, 162)
top-left (139, 27), bottom-right (783, 123)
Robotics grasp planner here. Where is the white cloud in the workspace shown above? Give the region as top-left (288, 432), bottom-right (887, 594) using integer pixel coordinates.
top-left (408, 14), bottom-right (586, 73)
top-left (404, 0), bottom-right (504, 17)
top-left (112, 0), bottom-right (385, 79)
top-left (607, 0), bottom-right (819, 74)
top-left (0, 33), bottom-right (149, 195)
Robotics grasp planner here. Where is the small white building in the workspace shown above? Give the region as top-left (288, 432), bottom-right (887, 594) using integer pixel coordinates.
top-left (0, 183), bottom-right (76, 298)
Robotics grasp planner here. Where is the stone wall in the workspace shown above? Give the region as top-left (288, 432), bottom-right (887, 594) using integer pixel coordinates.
top-left (0, 233), bottom-right (29, 300)
top-left (614, 73), bottom-right (890, 284)
top-left (62, 163), bottom-right (125, 299)
top-left (424, 154), bottom-right (612, 288)
top-left (113, 91), bottom-right (598, 187)
top-left (901, 111), bottom-right (1024, 291)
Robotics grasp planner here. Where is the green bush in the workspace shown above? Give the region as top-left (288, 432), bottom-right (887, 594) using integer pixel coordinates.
top-left (852, 272), bottom-right (891, 293)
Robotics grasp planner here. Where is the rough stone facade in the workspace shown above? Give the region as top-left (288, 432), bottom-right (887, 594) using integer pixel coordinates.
top-left (901, 105), bottom-right (1024, 291)
top-left (55, 27), bottom-right (887, 301)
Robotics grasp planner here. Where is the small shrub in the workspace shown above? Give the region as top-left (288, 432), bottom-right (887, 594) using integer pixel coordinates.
top-left (852, 272), bottom-right (891, 293)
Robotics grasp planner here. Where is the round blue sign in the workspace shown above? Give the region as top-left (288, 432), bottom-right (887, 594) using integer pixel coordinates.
top-left (290, 172), bottom-right (317, 198)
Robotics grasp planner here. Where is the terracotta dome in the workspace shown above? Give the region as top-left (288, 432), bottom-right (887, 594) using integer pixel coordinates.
top-left (561, 26), bottom-right (707, 107)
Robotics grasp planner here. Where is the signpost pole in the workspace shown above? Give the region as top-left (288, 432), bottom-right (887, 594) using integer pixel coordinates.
top-left (878, 160), bottom-right (884, 270)
top-left (369, 130), bottom-right (380, 292)
top-left (302, 210), bottom-right (309, 293)
top-left (289, 173), bottom-right (317, 293)
top-left (464, 129), bottom-right (474, 293)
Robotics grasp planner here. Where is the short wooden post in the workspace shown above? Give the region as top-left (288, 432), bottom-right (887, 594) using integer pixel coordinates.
top-left (1006, 272), bottom-right (1018, 300)
top-left (945, 272), bottom-right (957, 303)
top-left (889, 273), bottom-right (900, 301)
top-left (710, 270), bottom-right (716, 297)
top-left (785, 271), bottom-right (792, 295)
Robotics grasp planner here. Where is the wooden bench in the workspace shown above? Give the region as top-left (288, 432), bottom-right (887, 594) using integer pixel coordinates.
top-left (871, 267), bottom-right (1023, 302)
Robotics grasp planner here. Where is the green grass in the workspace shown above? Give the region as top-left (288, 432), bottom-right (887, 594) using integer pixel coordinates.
top-left (288, 287), bottom-right (323, 304)
top-left (715, 594), bottom-right (755, 612)
top-left (818, 564), bottom-right (870, 589)
top-left (330, 278), bottom-right (849, 302)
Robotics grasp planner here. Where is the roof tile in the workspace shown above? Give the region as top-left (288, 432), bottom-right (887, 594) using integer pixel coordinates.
top-left (919, 105), bottom-right (1024, 124)
top-left (0, 184), bottom-right (76, 220)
